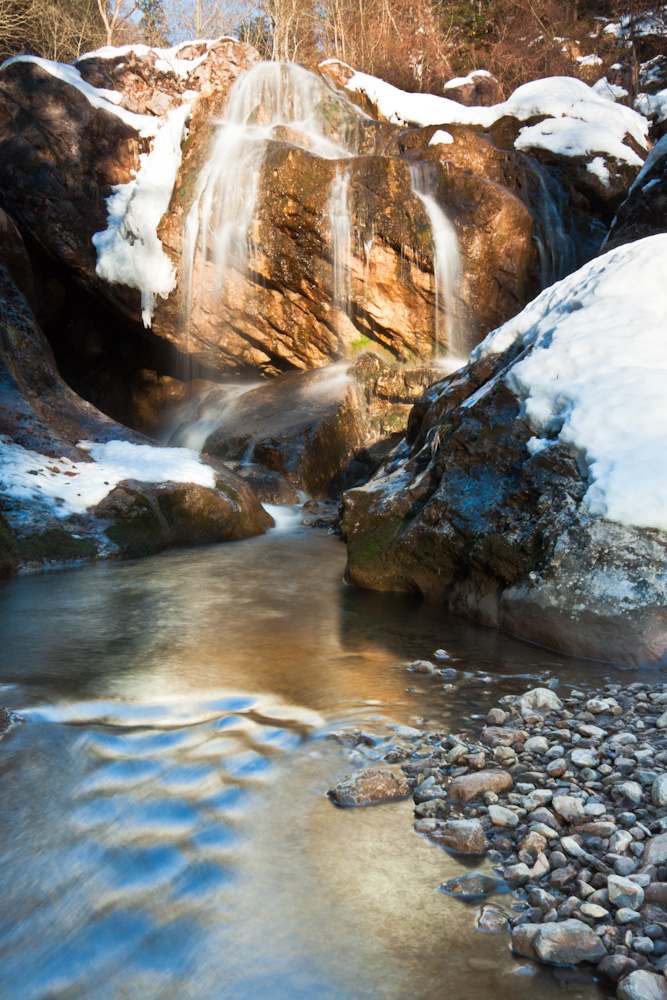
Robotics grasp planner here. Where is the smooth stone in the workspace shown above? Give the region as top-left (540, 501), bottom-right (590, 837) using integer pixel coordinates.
top-left (428, 819), bottom-right (488, 855)
top-left (513, 918), bottom-right (606, 965)
top-left (524, 736), bottom-right (549, 755)
top-left (580, 902), bottom-right (609, 918)
top-left (596, 955), bottom-right (639, 986)
top-left (643, 833), bottom-right (667, 868)
top-left (486, 708), bottom-right (507, 726)
top-left (645, 883), bottom-right (667, 906)
top-left (561, 836), bottom-right (585, 857)
top-left (611, 830), bottom-right (634, 854)
top-left (489, 804), bottom-right (520, 828)
top-left (608, 875), bottom-right (645, 910)
top-left (612, 781), bottom-right (643, 807)
top-left (328, 768), bottom-right (410, 806)
top-left (448, 769), bottom-right (513, 803)
top-left (553, 795), bottom-right (585, 823)
top-left (546, 758), bottom-right (568, 777)
top-left (571, 747), bottom-right (599, 768)
top-left (518, 688), bottom-right (563, 718)
top-left (616, 908), bottom-right (642, 925)
top-left (652, 775), bottom-right (667, 808)
top-left (408, 660), bottom-right (437, 673)
top-left (617, 970), bottom-right (667, 1000)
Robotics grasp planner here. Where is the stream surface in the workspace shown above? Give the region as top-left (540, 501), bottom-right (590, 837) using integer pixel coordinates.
top-left (0, 521), bottom-right (639, 1000)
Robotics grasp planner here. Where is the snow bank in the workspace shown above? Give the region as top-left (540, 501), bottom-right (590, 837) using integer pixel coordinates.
top-left (92, 104), bottom-right (191, 326)
top-left (443, 69), bottom-right (494, 89)
top-left (0, 437), bottom-right (215, 517)
top-left (0, 55), bottom-right (159, 137)
top-left (344, 71), bottom-right (649, 167)
top-left (471, 234), bottom-right (667, 533)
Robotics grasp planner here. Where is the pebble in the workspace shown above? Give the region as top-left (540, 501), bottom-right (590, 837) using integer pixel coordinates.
top-left (489, 804), bottom-right (520, 828)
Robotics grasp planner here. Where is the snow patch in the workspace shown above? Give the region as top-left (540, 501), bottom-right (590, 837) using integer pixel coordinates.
top-left (443, 69), bottom-right (493, 88)
top-left (577, 54), bottom-right (603, 67)
top-left (0, 438), bottom-right (215, 517)
top-left (429, 129), bottom-right (454, 145)
top-left (635, 88), bottom-right (667, 122)
top-left (471, 234), bottom-right (667, 533)
top-left (92, 104), bottom-right (191, 327)
top-left (587, 156), bottom-right (611, 185)
top-left (344, 71), bottom-right (648, 167)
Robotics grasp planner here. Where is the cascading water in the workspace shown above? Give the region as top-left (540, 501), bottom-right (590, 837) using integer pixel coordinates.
top-left (183, 60), bottom-right (464, 368)
top-left (409, 163), bottom-right (462, 359)
top-left (328, 166), bottom-right (352, 336)
top-left (519, 155), bottom-right (579, 288)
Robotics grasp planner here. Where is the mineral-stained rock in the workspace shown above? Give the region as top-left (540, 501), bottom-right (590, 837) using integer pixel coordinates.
top-left (427, 818), bottom-right (488, 854)
top-left (477, 904), bottom-right (510, 933)
top-left (617, 970), bottom-right (667, 1000)
top-left (512, 919), bottom-right (606, 965)
top-left (327, 768), bottom-right (410, 806)
top-left (448, 769), bottom-right (513, 802)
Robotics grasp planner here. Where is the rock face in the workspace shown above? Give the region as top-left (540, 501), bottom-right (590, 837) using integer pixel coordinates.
top-left (0, 261), bottom-right (270, 574)
top-left (605, 136), bottom-right (667, 250)
top-left (170, 353), bottom-right (444, 499)
top-left (0, 46), bottom-right (542, 385)
top-left (327, 768), bottom-right (410, 806)
top-left (342, 237), bottom-right (667, 665)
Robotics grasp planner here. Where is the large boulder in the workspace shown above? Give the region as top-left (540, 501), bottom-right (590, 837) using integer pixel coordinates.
top-left (0, 261), bottom-right (270, 575)
top-left (342, 235), bottom-right (667, 665)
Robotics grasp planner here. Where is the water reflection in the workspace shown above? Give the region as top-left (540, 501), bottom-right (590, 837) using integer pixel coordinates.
top-left (0, 530), bottom-right (622, 999)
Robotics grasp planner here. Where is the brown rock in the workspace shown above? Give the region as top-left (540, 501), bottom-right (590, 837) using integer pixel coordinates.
top-left (448, 769), bottom-right (513, 802)
top-left (327, 768), bottom-right (410, 806)
top-left (428, 818), bottom-right (488, 854)
top-left (481, 726), bottom-right (528, 747)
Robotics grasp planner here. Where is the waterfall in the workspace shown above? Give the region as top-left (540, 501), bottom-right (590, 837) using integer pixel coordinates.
top-left (328, 166), bottom-right (351, 336)
top-left (183, 60), bottom-right (463, 362)
top-left (519, 156), bottom-right (579, 289)
top-left (409, 163), bottom-right (462, 358)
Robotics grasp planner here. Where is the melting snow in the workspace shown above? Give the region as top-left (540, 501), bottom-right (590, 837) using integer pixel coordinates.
top-left (471, 234), bottom-right (667, 533)
top-left (0, 438), bottom-right (215, 517)
top-left (92, 104), bottom-right (191, 326)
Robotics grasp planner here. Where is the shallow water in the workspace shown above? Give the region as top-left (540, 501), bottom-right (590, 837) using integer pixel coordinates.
top-left (0, 524), bottom-right (638, 1000)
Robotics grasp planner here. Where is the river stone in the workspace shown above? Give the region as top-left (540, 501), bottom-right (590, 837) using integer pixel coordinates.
top-left (652, 775), bottom-right (667, 807)
top-left (643, 833), bottom-right (667, 868)
top-left (486, 708), bottom-right (507, 726)
top-left (534, 919), bottom-right (607, 965)
top-left (524, 736), bottom-right (549, 755)
top-left (478, 904), bottom-right (510, 933)
top-left (439, 873), bottom-right (509, 898)
top-left (481, 726), bottom-right (527, 747)
top-left (489, 804), bottom-right (519, 827)
top-left (612, 781), bottom-right (643, 807)
top-left (327, 768), bottom-right (410, 806)
top-left (570, 747), bottom-right (599, 768)
top-left (608, 875), bottom-right (645, 910)
top-left (553, 795), bottom-right (585, 823)
top-left (428, 819), bottom-right (488, 854)
top-left (518, 688), bottom-right (563, 718)
top-left (596, 955), bottom-right (639, 986)
top-left (448, 769), bottom-right (513, 802)
top-left (617, 970), bottom-right (667, 1000)
top-left (645, 883), bottom-right (667, 906)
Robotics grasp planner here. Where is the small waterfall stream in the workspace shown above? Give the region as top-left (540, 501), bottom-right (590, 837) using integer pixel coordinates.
top-left (409, 163), bottom-right (462, 358)
top-left (183, 61), bottom-right (462, 364)
top-left (519, 156), bottom-right (579, 288)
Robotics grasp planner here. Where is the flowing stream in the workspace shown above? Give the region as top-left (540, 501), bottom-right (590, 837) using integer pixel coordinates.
top-left (0, 522), bottom-right (634, 1000)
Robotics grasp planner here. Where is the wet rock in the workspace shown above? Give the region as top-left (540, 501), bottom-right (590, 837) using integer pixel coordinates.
top-left (478, 903), bottom-right (510, 932)
top-left (617, 970), bottom-right (667, 1000)
top-left (596, 954), bottom-right (639, 986)
top-left (439, 873), bottom-right (509, 898)
top-left (327, 768), bottom-right (410, 806)
top-left (513, 918), bottom-right (606, 965)
top-left (427, 819), bottom-right (488, 854)
top-left (448, 769), bottom-right (513, 802)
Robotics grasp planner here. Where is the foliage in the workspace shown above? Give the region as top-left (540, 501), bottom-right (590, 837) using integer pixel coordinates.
top-left (138, 0), bottom-right (169, 45)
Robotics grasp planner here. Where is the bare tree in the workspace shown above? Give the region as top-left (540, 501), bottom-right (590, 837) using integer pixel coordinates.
top-left (96, 0), bottom-right (138, 45)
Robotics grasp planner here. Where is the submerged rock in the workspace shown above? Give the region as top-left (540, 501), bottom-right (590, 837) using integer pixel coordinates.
top-left (440, 873), bottom-right (510, 898)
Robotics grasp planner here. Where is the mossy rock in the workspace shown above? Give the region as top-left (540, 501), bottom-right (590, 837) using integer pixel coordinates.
top-left (94, 485), bottom-right (169, 558)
